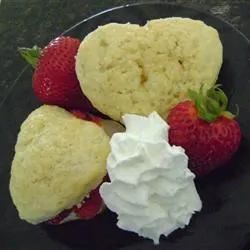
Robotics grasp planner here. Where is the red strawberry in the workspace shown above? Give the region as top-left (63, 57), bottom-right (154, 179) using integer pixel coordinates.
top-left (19, 37), bottom-right (94, 110)
top-left (47, 209), bottom-right (71, 225)
top-left (71, 110), bottom-right (125, 137)
top-left (71, 110), bottom-right (102, 125)
top-left (72, 186), bottom-right (104, 220)
top-left (47, 182), bottom-right (106, 224)
top-left (167, 86), bottom-right (241, 176)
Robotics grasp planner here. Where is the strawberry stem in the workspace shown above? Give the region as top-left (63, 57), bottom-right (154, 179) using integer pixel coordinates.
top-left (188, 85), bottom-right (235, 122)
top-left (18, 45), bottom-right (41, 68)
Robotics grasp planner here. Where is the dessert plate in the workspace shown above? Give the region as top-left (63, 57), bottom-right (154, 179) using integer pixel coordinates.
top-left (0, 3), bottom-right (249, 250)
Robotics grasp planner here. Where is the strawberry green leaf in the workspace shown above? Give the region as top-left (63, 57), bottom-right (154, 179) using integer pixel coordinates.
top-left (18, 45), bottom-right (41, 68)
top-left (207, 85), bottom-right (228, 111)
top-left (188, 89), bottom-right (198, 101)
top-left (188, 85), bottom-right (236, 123)
top-left (222, 111), bottom-right (235, 119)
top-left (205, 97), bottom-right (221, 114)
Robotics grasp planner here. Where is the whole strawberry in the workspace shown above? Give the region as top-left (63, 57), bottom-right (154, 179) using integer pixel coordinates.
top-left (167, 86), bottom-right (241, 176)
top-left (19, 37), bottom-right (94, 110)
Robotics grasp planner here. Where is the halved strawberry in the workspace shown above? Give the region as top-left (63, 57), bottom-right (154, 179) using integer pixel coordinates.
top-left (71, 110), bottom-right (125, 137)
top-left (47, 209), bottom-right (71, 225)
top-left (46, 181), bottom-right (106, 225)
top-left (72, 187), bottom-right (104, 220)
top-left (71, 110), bottom-right (102, 125)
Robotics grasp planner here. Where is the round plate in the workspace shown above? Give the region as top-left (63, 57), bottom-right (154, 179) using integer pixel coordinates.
top-left (1, 3), bottom-right (249, 250)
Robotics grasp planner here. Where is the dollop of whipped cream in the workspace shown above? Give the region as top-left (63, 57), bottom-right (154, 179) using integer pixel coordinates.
top-left (100, 112), bottom-right (202, 244)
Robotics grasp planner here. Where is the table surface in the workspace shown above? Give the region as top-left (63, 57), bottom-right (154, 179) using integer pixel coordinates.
top-left (0, 0), bottom-right (249, 105)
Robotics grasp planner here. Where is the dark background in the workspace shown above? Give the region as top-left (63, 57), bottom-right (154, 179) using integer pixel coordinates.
top-left (0, 0), bottom-right (249, 104)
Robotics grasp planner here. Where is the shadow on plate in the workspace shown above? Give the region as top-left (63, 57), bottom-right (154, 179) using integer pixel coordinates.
top-left (41, 210), bottom-right (143, 250)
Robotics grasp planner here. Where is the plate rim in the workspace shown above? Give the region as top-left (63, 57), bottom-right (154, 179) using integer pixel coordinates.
top-left (62, 1), bottom-right (250, 43)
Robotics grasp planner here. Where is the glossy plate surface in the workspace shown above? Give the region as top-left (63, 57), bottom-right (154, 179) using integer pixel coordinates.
top-left (0, 3), bottom-right (249, 250)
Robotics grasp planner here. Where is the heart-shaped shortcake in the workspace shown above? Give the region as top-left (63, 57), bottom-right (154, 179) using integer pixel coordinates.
top-left (76, 17), bottom-right (223, 122)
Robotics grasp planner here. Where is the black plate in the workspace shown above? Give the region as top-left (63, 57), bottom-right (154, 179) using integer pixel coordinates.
top-left (1, 3), bottom-right (250, 250)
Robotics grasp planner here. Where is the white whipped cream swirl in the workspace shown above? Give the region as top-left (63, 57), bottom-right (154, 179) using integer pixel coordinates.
top-left (100, 112), bottom-right (202, 244)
